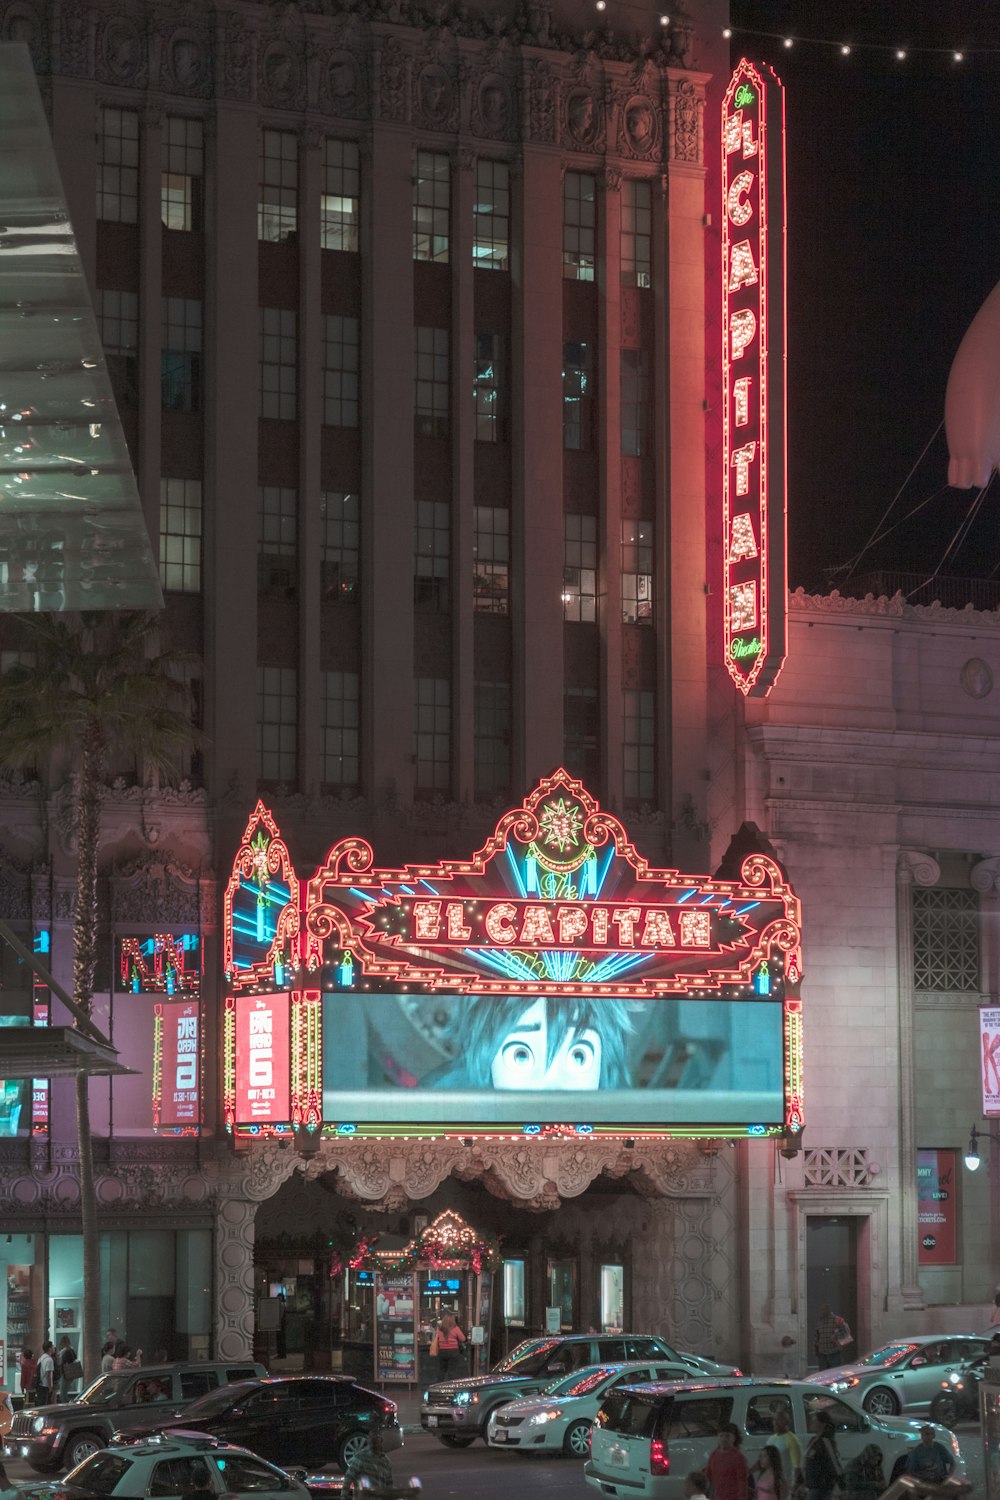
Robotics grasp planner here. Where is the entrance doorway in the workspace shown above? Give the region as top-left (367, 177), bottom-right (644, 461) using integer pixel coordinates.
top-left (806, 1216), bottom-right (858, 1371)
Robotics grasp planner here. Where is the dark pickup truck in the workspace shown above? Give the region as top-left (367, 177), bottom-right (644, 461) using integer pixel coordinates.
top-left (5, 1359), bottom-right (266, 1472)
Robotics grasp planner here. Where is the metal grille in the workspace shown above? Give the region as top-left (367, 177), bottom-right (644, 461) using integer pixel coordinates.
top-left (804, 1148), bottom-right (870, 1187)
top-left (912, 887), bottom-right (980, 992)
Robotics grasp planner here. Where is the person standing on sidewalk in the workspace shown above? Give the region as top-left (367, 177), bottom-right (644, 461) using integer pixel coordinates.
top-left (434, 1313), bottom-right (466, 1378)
top-left (36, 1343), bottom-right (55, 1405)
top-left (813, 1306), bottom-right (851, 1370)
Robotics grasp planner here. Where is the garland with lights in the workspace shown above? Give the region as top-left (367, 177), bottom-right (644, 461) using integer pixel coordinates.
top-left (330, 1209), bottom-right (503, 1279)
top-left (724, 23), bottom-right (997, 64)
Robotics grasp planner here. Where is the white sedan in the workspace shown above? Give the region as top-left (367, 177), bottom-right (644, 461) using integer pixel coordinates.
top-left (487, 1361), bottom-right (696, 1457)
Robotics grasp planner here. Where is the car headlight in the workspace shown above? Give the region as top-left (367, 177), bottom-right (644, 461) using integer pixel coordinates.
top-left (829, 1381), bottom-right (850, 1392)
top-left (422, 1391), bottom-right (429, 1403)
top-left (454, 1392), bottom-right (473, 1406)
top-left (31, 1416), bottom-right (46, 1434)
top-left (526, 1410), bottom-right (562, 1425)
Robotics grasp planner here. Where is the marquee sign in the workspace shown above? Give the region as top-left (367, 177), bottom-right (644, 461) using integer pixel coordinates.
top-left (722, 60), bottom-right (787, 697)
top-left (154, 998), bottom-right (200, 1131)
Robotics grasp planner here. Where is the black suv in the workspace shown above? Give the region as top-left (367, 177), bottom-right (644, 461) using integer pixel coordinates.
top-left (118, 1376), bottom-right (401, 1471)
top-left (6, 1360), bottom-right (266, 1473)
top-left (421, 1334), bottom-right (682, 1447)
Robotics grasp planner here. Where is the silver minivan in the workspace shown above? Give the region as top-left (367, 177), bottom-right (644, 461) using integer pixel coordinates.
top-left (584, 1378), bottom-right (966, 1500)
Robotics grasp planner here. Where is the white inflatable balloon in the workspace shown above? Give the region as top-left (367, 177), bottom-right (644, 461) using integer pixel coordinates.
top-left (945, 276), bottom-right (1000, 489)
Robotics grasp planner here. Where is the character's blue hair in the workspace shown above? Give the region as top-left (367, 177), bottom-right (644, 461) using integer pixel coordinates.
top-left (460, 994), bottom-right (633, 1088)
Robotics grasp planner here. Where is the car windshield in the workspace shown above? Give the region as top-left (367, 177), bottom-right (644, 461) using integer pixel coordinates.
top-left (857, 1343), bottom-right (919, 1369)
top-left (543, 1367), bottom-right (618, 1398)
top-left (180, 1382), bottom-right (257, 1419)
top-left (78, 1375), bottom-right (142, 1408)
top-left (495, 1339), bottom-right (566, 1375)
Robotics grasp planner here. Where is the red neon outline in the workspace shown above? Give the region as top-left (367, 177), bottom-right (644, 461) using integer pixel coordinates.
top-left (222, 800), bottom-right (300, 993)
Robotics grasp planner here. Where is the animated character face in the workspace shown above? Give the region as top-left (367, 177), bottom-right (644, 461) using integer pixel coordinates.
top-left (489, 996), bottom-right (603, 1089)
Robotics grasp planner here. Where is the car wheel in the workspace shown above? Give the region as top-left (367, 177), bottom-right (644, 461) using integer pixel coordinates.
top-left (862, 1387), bottom-right (899, 1417)
top-left (337, 1431), bottom-right (372, 1470)
top-left (930, 1392), bottom-right (959, 1428)
top-left (439, 1434), bottom-right (476, 1448)
top-left (479, 1408), bottom-right (507, 1443)
top-left (65, 1432), bottom-right (106, 1468)
top-left (563, 1420), bottom-right (592, 1458)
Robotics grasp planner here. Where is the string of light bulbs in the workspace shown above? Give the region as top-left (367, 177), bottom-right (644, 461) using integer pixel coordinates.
top-left (722, 24), bottom-right (1000, 63)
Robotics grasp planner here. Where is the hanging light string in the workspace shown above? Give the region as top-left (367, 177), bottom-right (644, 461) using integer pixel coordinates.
top-left (723, 25), bottom-right (998, 63)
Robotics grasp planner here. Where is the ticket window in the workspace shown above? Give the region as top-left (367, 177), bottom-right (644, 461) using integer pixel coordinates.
top-left (418, 1272), bottom-right (467, 1350)
top-left (548, 1259), bottom-right (576, 1331)
top-left (503, 1259), bottom-right (526, 1328)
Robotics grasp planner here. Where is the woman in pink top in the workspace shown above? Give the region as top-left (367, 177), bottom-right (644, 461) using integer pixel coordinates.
top-left (434, 1313), bottom-right (466, 1377)
top-left (705, 1424), bottom-right (750, 1500)
top-left (110, 1341), bottom-right (143, 1371)
top-left (752, 1444), bottom-right (788, 1500)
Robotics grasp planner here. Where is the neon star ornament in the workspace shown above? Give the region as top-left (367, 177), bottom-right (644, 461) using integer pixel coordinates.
top-left (538, 796), bottom-right (585, 855)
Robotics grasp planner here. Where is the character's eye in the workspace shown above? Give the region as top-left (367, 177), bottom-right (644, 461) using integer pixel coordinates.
top-left (500, 1041), bottom-right (535, 1071)
top-left (567, 1040), bottom-right (595, 1069)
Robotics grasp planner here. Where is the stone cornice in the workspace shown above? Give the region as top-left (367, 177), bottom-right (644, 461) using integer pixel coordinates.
top-left (790, 587), bottom-right (1000, 631)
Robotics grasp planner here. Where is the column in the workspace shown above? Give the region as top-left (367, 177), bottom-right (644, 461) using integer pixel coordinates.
top-left (451, 151), bottom-right (476, 802)
top-left (970, 858), bottom-right (1000, 1302)
top-left (598, 169), bottom-right (623, 803)
top-left (214, 1198), bottom-right (258, 1359)
top-left (298, 132), bottom-right (324, 795)
top-left (895, 849), bottom-right (940, 1309)
top-left (138, 110), bottom-right (164, 557)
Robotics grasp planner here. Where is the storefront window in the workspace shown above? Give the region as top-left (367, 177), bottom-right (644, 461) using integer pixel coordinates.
top-left (548, 1259), bottom-right (576, 1331)
top-left (600, 1263), bottom-right (624, 1332)
top-left (503, 1259), bottom-right (525, 1325)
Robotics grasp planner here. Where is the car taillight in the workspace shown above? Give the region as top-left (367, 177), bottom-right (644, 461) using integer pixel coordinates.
top-left (650, 1438), bottom-right (669, 1476)
top-left (731, 1369), bottom-right (744, 1378)
top-left (381, 1401), bottom-right (397, 1416)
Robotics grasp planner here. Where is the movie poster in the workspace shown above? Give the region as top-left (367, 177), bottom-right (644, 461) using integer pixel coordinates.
top-left (375, 1273), bottom-right (416, 1382)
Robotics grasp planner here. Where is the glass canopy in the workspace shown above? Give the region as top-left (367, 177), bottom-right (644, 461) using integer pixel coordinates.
top-left (0, 43), bottom-right (162, 611)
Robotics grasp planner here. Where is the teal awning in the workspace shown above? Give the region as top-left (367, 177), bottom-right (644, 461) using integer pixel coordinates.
top-left (0, 44), bottom-right (162, 611)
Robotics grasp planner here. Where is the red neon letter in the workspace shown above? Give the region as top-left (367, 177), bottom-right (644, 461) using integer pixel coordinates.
top-left (679, 910), bottom-right (711, 947)
top-left (726, 170), bottom-right (755, 227)
top-left (728, 240), bottom-right (759, 294)
top-left (731, 441), bottom-right (757, 496)
top-left (611, 908), bottom-right (641, 946)
top-left (413, 901), bottom-right (442, 940)
top-left (557, 906), bottom-right (589, 945)
top-left (520, 905), bottom-right (556, 946)
top-left (730, 308), bottom-right (756, 361)
top-left (484, 903), bottom-right (517, 944)
top-left (734, 376), bottom-right (752, 426)
top-left (640, 909), bottom-right (676, 948)
top-left (446, 903), bottom-right (472, 941)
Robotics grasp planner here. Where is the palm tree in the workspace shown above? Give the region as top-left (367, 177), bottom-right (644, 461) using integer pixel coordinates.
top-left (0, 612), bottom-right (200, 1381)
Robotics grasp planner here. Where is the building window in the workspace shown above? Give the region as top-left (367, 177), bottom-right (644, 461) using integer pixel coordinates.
top-left (912, 888), bottom-right (980, 992)
top-left (323, 671), bottom-right (360, 789)
top-left (161, 117), bottom-right (203, 231)
top-left (98, 289), bottom-right (138, 406)
top-left (258, 486), bottom-right (298, 592)
top-left (622, 520), bottom-right (653, 623)
top-left (503, 1259), bottom-right (526, 1325)
top-left (473, 506), bottom-right (509, 615)
top-left (621, 180), bottom-right (651, 288)
top-left (474, 680), bottom-right (510, 798)
top-left (161, 298), bottom-right (202, 412)
top-left (563, 341), bottom-right (592, 451)
top-left (415, 327), bottom-right (449, 437)
top-left (548, 1258), bottom-right (577, 1331)
top-left (474, 333), bottom-right (504, 443)
top-left (623, 690), bottom-right (655, 803)
top-left (320, 491), bottom-right (359, 602)
top-left (257, 666), bottom-right (298, 783)
top-left (413, 151), bottom-right (450, 263)
top-left (563, 514), bottom-right (597, 622)
top-left (323, 315), bottom-right (359, 428)
top-left (563, 172), bottom-right (596, 281)
top-left (621, 349), bottom-right (650, 456)
top-left (415, 677), bottom-right (451, 792)
top-left (473, 160), bottom-right (509, 271)
top-left (159, 478), bottom-right (202, 593)
top-left (414, 499), bottom-right (450, 611)
top-left (98, 107), bottom-right (139, 224)
top-left (258, 129), bottom-right (298, 242)
top-left (600, 1264), bottom-right (625, 1333)
top-left (322, 139), bottom-right (360, 251)
top-left (259, 307), bottom-right (297, 420)
top-left (564, 688), bottom-right (598, 785)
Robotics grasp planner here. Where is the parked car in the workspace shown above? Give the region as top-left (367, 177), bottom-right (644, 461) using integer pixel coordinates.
top-left (5, 1360), bottom-right (267, 1473)
top-left (116, 1376), bottom-right (401, 1471)
top-left (487, 1360), bottom-right (698, 1457)
top-left (807, 1333), bottom-right (990, 1416)
top-left (16, 1432), bottom-right (311, 1500)
top-left (929, 1352), bottom-right (988, 1428)
top-left (421, 1334), bottom-right (737, 1448)
top-left (584, 1377), bottom-right (966, 1500)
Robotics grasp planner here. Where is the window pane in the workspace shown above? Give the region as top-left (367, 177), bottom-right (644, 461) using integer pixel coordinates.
top-left (563, 172), bottom-right (595, 281)
top-left (259, 129), bottom-right (298, 242)
top-left (322, 139), bottom-right (360, 251)
top-left (413, 152), bottom-right (450, 263)
top-left (473, 160), bottom-right (509, 271)
top-left (98, 107), bottom-right (139, 224)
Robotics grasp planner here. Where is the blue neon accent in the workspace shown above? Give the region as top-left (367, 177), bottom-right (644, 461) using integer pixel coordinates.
top-left (420, 880), bottom-right (439, 895)
top-left (524, 855), bottom-right (539, 894)
top-left (733, 902), bottom-right (761, 914)
top-left (575, 1124), bottom-right (593, 1134)
top-left (349, 887), bottom-right (375, 902)
top-left (337, 1122), bottom-right (357, 1135)
top-left (523, 1124), bottom-right (541, 1135)
top-left (699, 893), bottom-right (715, 904)
top-left (34, 930), bottom-right (51, 954)
top-left (747, 1124), bottom-right (766, 1135)
top-left (593, 845), bottom-right (616, 899)
top-left (400, 885), bottom-right (415, 895)
top-left (465, 948), bottom-right (545, 983)
top-left (675, 889), bottom-right (698, 903)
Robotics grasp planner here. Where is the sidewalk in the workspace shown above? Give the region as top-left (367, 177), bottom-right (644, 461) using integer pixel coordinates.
top-left (382, 1391), bottom-right (422, 1435)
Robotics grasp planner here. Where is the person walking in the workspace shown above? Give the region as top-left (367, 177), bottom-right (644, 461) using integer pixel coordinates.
top-left (434, 1312), bottom-right (466, 1377)
top-left (100, 1340), bottom-right (116, 1374)
top-left (111, 1341), bottom-right (143, 1371)
top-left (57, 1336), bottom-right (80, 1400)
top-left (903, 1425), bottom-right (955, 1485)
top-left (751, 1444), bottom-right (787, 1500)
top-left (705, 1424), bottom-right (750, 1500)
top-left (19, 1348), bottom-right (38, 1401)
top-left (340, 1422), bottom-right (393, 1499)
top-left (35, 1342), bottom-right (55, 1406)
top-left (803, 1409), bottom-right (841, 1500)
top-left (813, 1305), bottom-right (851, 1369)
top-left (770, 1405), bottom-right (802, 1494)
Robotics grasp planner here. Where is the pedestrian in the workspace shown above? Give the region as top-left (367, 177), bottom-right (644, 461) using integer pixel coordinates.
top-left (841, 1443), bottom-right (885, 1499)
top-left (752, 1443), bottom-right (787, 1500)
top-left (57, 1335), bottom-right (80, 1400)
top-left (341, 1421), bottom-right (393, 1499)
top-left (434, 1312), bottom-right (466, 1377)
top-left (683, 1473), bottom-right (710, 1500)
top-left (19, 1347), bottom-right (38, 1400)
top-left (100, 1340), bottom-right (116, 1374)
top-left (111, 1341), bottom-right (143, 1371)
top-left (903, 1425), bottom-right (954, 1485)
top-left (813, 1305), bottom-right (852, 1370)
top-left (35, 1342), bottom-right (55, 1405)
top-left (803, 1409), bottom-right (841, 1500)
top-left (706, 1423), bottom-right (750, 1500)
top-left (770, 1404), bottom-right (802, 1494)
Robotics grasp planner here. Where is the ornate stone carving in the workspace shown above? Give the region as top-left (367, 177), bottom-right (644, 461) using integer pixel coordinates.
top-left (376, 36), bottom-right (408, 122)
top-left (471, 72), bottom-right (514, 140)
top-left (111, 855), bottom-right (201, 925)
top-left (2, 1), bottom-right (46, 66)
top-left (220, 10), bottom-right (254, 101)
top-left (621, 94), bottom-right (658, 159)
top-left (98, 15), bottom-right (146, 87)
top-left (160, 27), bottom-right (211, 96)
top-left (0, 858), bottom-right (31, 920)
top-left (897, 850), bottom-right (941, 889)
top-left (260, 41), bottom-right (303, 108)
top-left (564, 85), bottom-right (600, 150)
top-left (323, 48), bottom-right (366, 117)
top-left (525, 60), bottom-right (556, 144)
top-left (971, 857), bottom-right (1000, 896)
top-left (216, 1197), bottom-right (258, 1359)
top-left (669, 77), bottom-right (699, 163)
top-left (960, 657), bottom-right (994, 699)
top-left (413, 59), bottom-right (457, 130)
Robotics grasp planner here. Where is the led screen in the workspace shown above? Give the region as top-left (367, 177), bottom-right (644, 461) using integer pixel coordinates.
top-left (322, 991), bottom-right (784, 1126)
top-left (234, 991), bottom-right (291, 1125)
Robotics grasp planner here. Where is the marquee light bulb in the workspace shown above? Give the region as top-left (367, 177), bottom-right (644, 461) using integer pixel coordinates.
top-left (953, 51), bottom-right (964, 61)
top-left (840, 44), bottom-right (851, 55)
top-left (896, 48), bottom-right (907, 59)
top-left (659, 13), bottom-right (669, 24)
top-left (783, 36), bottom-right (792, 47)
top-left (722, 27), bottom-right (732, 38)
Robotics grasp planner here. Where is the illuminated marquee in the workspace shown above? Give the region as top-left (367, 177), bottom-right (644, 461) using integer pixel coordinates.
top-left (154, 998), bottom-right (200, 1132)
top-left (121, 933), bottom-right (201, 994)
top-left (722, 60), bottom-right (787, 696)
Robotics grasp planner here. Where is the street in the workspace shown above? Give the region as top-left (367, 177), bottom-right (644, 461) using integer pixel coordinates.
top-left (2, 1425), bottom-right (987, 1499)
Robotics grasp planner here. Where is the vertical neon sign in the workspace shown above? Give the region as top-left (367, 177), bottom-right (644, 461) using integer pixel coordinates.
top-left (722, 61), bottom-right (787, 696)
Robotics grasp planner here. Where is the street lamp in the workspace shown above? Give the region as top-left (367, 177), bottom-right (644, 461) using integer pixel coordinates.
top-left (963, 1123), bottom-right (1000, 1172)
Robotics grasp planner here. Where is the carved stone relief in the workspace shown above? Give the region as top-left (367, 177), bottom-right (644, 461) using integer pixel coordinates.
top-left (376, 37), bottom-right (408, 123)
top-left (323, 49), bottom-right (366, 118)
top-left (160, 28), bottom-right (211, 97)
top-left (98, 15), bottom-right (146, 87)
top-left (413, 59), bottom-right (458, 131)
top-left (471, 71), bottom-right (514, 140)
top-left (621, 94), bottom-right (658, 159)
top-left (669, 77), bottom-right (700, 164)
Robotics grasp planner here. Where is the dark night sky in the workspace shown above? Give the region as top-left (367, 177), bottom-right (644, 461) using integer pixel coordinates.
top-left (726, 1), bottom-right (1000, 594)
